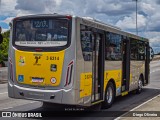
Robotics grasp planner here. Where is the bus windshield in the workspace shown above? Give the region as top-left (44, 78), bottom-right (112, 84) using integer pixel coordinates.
top-left (15, 19), bottom-right (69, 47)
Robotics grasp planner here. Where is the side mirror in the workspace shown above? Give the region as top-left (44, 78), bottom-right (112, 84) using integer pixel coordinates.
top-left (9, 22), bottom-right (12, 28)
top-left (150, 47), bottom-right (154, 61)
top-left (0, 34), bottom-right (3, 44)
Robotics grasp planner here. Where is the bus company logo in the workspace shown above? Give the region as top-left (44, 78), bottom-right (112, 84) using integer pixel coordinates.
top-left (19, 56), bottom-right (25, 66)
top-left (33, 54), bottom-right (42, 66)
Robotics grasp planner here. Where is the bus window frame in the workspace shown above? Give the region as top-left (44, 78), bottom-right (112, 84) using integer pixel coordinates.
top-left (12, 16), bottom-right (72, 52)
top-left (105, 32), bottom-right (122, 61)
top-left (130, 38), bottom-right (146, 61)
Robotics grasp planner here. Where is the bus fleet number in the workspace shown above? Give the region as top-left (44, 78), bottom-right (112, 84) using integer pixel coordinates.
top-left (46, 56), bottom-right (59, 60)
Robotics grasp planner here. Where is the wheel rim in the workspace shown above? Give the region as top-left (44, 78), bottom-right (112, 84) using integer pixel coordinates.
top-left (138, 79), bottom-right (142, 91)
top-left (106, 86), bottom-right (113, 103)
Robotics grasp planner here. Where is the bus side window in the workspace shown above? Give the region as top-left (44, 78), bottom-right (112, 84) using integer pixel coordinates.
top-left (130, 39), bottom-right (138, 60)
top-left (137, 41), bottom-right (145, 61)
top-left (130, 39), bottom-right (145, 61)
top-left (80, 25), bottom-right (93, 61)
top-left (105, 32), bottom-right (122, 60)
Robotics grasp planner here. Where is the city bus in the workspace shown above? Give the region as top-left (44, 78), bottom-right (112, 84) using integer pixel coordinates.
top-left (8, 14), bottom-right (154, 108)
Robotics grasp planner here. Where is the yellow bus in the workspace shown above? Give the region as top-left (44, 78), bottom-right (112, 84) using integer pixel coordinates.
top-left (8, 14), bottom-right (153, 108)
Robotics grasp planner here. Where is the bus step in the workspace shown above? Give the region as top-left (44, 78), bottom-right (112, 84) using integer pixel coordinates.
top-left (122, 86), bottom-right (126, 91)
top-left (121, 91), bottom-right (128, 96)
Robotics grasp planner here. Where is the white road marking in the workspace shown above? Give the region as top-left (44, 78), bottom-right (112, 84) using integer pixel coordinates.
top-left (29, 101), bottom-right (37, 104)
top-left (151, 60), bottom-right (160, 63)
top-left (0, 101), bottom-right (38, 110)
top-left (146, 87), bottom-right (160, 90)
top-left (115, 94), bottom-right (160, 120)
top-left (1, 107), bottom-right (13, 110)
top-left (150, 69), bottom-right (160, 74)
top-left (0, 92), bottom-right (8, 95)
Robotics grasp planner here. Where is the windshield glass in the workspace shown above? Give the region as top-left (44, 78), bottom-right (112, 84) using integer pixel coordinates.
top-left (15, 19), bottom-right (69, 47)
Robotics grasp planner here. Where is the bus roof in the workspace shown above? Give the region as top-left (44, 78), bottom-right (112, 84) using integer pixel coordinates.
top-left (13, 14), bottom-right (149, 42)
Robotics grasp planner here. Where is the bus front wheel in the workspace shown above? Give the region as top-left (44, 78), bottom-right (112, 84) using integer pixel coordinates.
top-left (102, 82), bottom-right (115, 109)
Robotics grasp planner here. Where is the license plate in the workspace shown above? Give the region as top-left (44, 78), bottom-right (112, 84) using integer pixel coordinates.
top-left (32, 77), bottom-right (44, 83)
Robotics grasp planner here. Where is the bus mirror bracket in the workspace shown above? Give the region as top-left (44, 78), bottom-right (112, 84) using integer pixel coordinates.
top-left (9, 22), bottom-right (12, 28)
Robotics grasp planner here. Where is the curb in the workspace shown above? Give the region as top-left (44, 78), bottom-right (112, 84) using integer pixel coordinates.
top-left (0, 67), bottom-right (8, 83)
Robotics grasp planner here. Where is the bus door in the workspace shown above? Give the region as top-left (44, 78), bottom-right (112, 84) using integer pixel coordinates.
top-left (144, 43), bottom-right (153, 85)
top-left (92, 32), bottom-right (105, 103)
top-left (122, 38), bottom-right (130, 93)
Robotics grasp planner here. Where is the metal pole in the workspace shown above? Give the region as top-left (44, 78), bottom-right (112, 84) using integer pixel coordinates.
top-left (133, 0), bottom-right (138, 35)
top-left (0, 0), bottom-right (1, 10)
top-left (0, 0), bottom-right (1, 34)
top-left (136, 0), bottom-right (138, 35)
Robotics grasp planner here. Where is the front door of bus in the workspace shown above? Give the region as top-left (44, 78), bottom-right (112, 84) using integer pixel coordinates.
top-left (122, 38), bottom-right (130, 92)
top-left (92, 32), bottom-right (104, 102)
top-left (144, 43), bottom-right (153, 85)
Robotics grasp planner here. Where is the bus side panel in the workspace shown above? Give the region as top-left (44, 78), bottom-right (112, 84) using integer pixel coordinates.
top-left (129, 61), bottom-right (145, 91)
top-left (75, 18), bottom-right (86, 105)
top-left (75, 18), bottom-right (93, 106)
top-left (130, 61), bottom-right (138, 91)
top-left (61, 17), bottom-right (77, 105)
top-left (8, 23), bottom-right (15, 98)
top-left (104, 61), bottom-right (122, 97)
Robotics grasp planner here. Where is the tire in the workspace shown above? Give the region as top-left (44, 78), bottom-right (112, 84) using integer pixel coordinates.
top-left (136, 77), bottom-right (143, 94)
top-left (102, 82), bottom-right (115, 109)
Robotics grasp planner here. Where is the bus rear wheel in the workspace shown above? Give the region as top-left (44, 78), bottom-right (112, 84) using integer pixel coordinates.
top-left (102, 82), bottom-right (115, 109)
top-left (136, 77), bottom-right (143, 94)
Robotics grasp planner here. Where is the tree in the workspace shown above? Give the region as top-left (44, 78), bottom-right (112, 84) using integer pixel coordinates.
top-left (0, 30), bottom-right (10, 67)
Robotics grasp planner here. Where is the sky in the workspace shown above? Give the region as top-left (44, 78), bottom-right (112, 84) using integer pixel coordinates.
top-left (0, 0), bottom-right (160, 53)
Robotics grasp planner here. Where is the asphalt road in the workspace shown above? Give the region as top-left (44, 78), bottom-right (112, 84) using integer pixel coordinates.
top-left (0, 61), bottom-right (160, 120)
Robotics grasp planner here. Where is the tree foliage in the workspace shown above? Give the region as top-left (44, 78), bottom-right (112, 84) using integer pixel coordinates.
top-left (0, 30), bottom-right (10, 64)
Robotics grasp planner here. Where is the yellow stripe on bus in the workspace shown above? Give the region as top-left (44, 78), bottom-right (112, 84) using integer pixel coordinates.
top-left (121, 91), bottom-right (129, 96)
top-left (80, 70), bottom-right (122, 98)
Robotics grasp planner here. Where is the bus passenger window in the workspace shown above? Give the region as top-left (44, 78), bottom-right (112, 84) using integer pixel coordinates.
top-left (80, 25), bottom-right (93, 61)
top-left (130, 40), bottom-right (145, 61)
top-left (137, 41), bottom-right (145, 61)
top-left (105, 32), bottom-right (122, 60)
top-left (130, 39), bottom-right (137, 60)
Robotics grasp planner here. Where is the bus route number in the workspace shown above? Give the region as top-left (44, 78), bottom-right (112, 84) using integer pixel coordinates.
top-left (32, 20), bottom-right (49, 28)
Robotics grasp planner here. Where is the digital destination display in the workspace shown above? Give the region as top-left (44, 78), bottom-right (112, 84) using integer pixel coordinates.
top-left (32, 20), bottom-right (49, 28)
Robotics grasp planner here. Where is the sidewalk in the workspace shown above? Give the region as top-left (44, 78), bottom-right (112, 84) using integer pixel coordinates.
top-left (118, 94), bottom-right (160, 119)
top-left (0, 67), bottom-right (8, 83)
